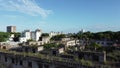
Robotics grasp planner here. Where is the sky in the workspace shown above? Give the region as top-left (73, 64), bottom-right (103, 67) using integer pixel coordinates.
top-left (0, 0), bottom-right (120, 33)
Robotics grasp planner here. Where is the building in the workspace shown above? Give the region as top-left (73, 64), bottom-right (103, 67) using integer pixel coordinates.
top-left (35, 29), bottom-right (42, 41)
top-left (7, 26), bottom-right (16, 32)
top-left (11, 46), bottom-right (44, 53)
top-left (0, 42), bottom-right (19, 50)
top-left (19, 29), bottom-right (42, 43)
top-left (8, 34), bottom-right (15, 41)
top-left (0, 52), bottom-right (94, 68)
top-left (95, 40), bottom-right (113, 46)
top-left (50, 47), bottom-right (64, 56)
top-left (49, 31), bottom-right (63, 37)
top-left (63, 40), bottom-right (76, 47)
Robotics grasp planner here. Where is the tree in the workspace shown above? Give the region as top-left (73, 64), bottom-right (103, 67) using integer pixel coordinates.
top-left (86, 42), bottom-right (102, 51)
top-left (44, 43), bottom-right (60, 49)
top-left (0, 32), bottom-right (10, 42)
top-left (51, 34), bottom-right (66, 41)
top-left (72, 31), bottom-right (120, 41)
top-left (41, 33), bottom-right (49, 37)
top-left (12, 32), bottom-right (21, 42)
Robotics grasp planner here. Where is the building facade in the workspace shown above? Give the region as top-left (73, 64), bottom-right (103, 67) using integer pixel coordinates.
top-left (19, 29), bottom-right (42, 43)
top-left (7, 26), bottom-right (16, 32)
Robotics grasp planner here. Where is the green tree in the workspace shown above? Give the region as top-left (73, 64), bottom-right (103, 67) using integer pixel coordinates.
top-left (86, 42), bottom-right (102, 50)
top-left (51, 34), bottom-right (66, 41)
top-left (41, 33), bottom-right (49, 37)
top-left (0, 32), bottom-right (10, 42)
top-left (12, 32), bottom-right (21, 42)
top-left (44, 43), bottom-right (61, 49)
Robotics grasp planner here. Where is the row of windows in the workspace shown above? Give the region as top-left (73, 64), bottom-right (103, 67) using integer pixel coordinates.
top-left (4, 57), bottom-right (33, 67)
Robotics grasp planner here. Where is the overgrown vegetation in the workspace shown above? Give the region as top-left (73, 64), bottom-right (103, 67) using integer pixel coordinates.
top-left (0, 32), bottom-right (10, 42)
top-left (41, 33), bottom-right (49, 37)
top-left (86, 42), bottom-right (102, 50)
top-left (43, 43), bottom-right (63, 49)
top-left (11, 32), bottom-right (21, 42)
top-left (107, 50), bottom-right (120, 62)
top-left (51, 34), bottom-right (66, 41)
top-left (70, 31), bottom-right (120, 41)
top-left (0, 32), bottom-right (21, 42)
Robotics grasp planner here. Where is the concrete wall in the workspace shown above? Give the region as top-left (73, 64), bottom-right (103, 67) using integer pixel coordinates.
top-left (0, 52), bottom-right (91, 68)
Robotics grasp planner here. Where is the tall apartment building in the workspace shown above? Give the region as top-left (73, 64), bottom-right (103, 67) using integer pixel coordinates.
top-left (19, 29), bottom-right (42, 43)
top-left (7, 26), bottom-right (16, 32)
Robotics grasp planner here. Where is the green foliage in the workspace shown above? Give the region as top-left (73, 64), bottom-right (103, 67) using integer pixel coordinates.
top-left (0, 62), bottom-right (6, 68)
top-left (51, 34), bottom-right (66, 41)
top-left (90, 42), bottom-right (101, 48)
top-left (44, 43), bottom-right (60, 49)
top-left (41, 33), bottom-right (49, 37)
top-left (12, 32), bottom-right (20, 37)
top-left (0, 32), bottom-right (10, 42)
top-left (27, 39), bottom-right (34, 42)
top-left (0, 32), bottom-right (21, 42)
top-left (107, 50), bottom-right (120, 62)
top-left (80, 59), bottom-right (93, 66)
top-left (10, 32), bottom-right (21, 42)
top-left (70, 31), bottom-right (120, 41)
top-left (86, 42), bottom-right (102, 50)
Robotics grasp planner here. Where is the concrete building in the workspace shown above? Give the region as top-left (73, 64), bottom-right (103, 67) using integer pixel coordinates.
top-left (64, 40), bottom-right (76, 47)
top-left (7, 26), bottom-right (16, 32)
top-left (50, 47), bottom-right (64, 56)
top-left (35, 29), bottom-right (42, 41)
top-left (12, 46), bottom-right (44, 53)
top-left (61, 38), bottom-right (71, 42)
top-left (0, 50), bottom-right (113, 68)
top-left (75, 51), bottom-right (106, 63)
top-left (0, 42), bottom-right (19, 50)
top-left (95, 40), bottom-right (113, 46)
top-left (0, 52), bottom-right (94, 68)
top-left (19, 37), bottom-right (27, 43)
top-left (49, 31), bottom-right (63, 37)
top-left (22, 30), bottom-right (31, 40)
top-left (19, 29), bottom-right (42, 43)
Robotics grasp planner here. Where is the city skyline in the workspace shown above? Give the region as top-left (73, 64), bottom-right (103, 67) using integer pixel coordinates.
top-left (0, 0), bottom-right (120, 33)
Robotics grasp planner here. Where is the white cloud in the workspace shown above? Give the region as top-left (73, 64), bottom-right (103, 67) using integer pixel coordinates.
top-left (0, 0), bottom-right (52, 18)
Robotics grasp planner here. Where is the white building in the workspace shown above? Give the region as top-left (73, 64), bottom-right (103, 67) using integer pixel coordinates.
top-left (22, 30), bottom-right (31, 40)
top-left (49, 31), bottom-right (63, 37)
top-left (64, 40), bottom-right (76, 47)
top-left (35, 29), bottom-right (42, 41)
top-left (8, 34), bottom-right (15, 41)
top-left (19, 29), bottom-right (42, 43)
top-left (19, 37), bottom-right (27, 43)
top-left (31, 31), bottom-right (36, 41)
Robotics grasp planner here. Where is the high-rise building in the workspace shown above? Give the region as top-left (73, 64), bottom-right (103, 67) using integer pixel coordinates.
top-left (19, 29), bottom-right (42, 43)
top-left (7, 26), bottom-right (16, 32)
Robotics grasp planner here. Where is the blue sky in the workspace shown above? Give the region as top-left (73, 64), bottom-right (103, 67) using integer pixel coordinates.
top-left (0, 0), bottom-right (120, 33)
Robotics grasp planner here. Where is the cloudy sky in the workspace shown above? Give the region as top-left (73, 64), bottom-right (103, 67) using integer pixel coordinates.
top-left (0, 0), bottom-right (120, 33)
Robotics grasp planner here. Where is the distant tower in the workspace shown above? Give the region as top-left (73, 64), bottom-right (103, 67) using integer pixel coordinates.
top-left (7, 26), bottom-right (16, 32)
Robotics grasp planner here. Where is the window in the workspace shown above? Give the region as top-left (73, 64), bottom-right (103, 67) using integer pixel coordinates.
top-left (102, 42), bottom-right (104, 44)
